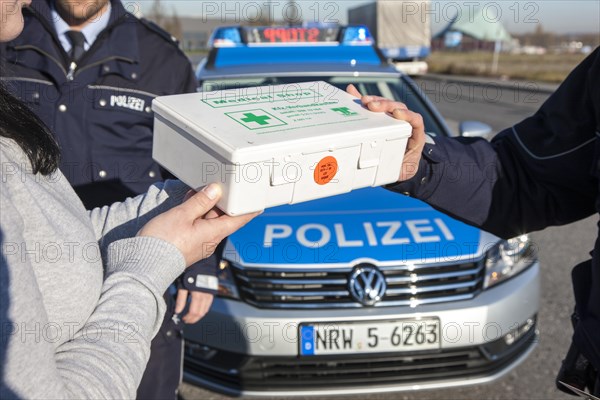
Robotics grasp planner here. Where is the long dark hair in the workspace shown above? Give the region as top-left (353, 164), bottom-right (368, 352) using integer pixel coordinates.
top-left (0, 83), bottom-right (60, 175)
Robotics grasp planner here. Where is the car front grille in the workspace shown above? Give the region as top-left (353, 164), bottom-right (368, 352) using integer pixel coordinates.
top-left (184, 318), bottom-right (537, 393)
top-left (232, 259), bottom-right (486, 309)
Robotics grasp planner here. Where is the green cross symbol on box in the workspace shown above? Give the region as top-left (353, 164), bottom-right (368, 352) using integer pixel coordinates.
top-left (241, 113), bottom-right (271, 125)
top-left (225, 109), bottom-right (287, 131)
top-left (331, 107), bottom-right (359, 116)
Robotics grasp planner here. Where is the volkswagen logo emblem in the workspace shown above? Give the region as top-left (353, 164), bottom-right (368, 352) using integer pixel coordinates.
top-left (348, 264), bottom-right (387, 306)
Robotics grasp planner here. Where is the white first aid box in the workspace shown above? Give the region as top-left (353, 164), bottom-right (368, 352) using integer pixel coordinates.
top-left (152, 81), bottom-right (412, 215)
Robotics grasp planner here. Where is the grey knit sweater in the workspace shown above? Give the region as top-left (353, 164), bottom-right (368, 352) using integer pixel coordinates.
top-left (0, 138), bottom-right (190, 399)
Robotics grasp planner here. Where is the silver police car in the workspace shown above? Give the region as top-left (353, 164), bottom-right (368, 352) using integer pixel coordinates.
top-left (183, 25), bottom-right (539, 397)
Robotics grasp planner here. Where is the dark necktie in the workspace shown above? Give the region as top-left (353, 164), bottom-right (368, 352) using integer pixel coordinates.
top-left (65, 30), bottom-right (86, 62)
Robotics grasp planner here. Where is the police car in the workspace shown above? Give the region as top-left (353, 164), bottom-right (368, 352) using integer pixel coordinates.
top-left (183, 25), bottom-right (540, 396)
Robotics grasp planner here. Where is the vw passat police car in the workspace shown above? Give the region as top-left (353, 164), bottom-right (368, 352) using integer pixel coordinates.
top-left (183, 25), bottom-right (540, 397)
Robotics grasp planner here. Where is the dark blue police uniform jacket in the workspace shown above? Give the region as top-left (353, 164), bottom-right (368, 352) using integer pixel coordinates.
top-left (391, 47), bottom-right (600, 372)
top-left (1, 0), bottom-right (195, 208)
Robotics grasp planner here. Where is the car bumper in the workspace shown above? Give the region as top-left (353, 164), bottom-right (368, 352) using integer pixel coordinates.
top-left (183, 262), bottom-right (540, 396)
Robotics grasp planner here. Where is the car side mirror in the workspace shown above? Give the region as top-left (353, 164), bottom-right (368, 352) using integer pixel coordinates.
top-left (459, 121), bottom-right (493, 139)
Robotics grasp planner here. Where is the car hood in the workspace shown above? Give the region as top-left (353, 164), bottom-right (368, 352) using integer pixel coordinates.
top-left (225, 186), bottom-right (483, 267)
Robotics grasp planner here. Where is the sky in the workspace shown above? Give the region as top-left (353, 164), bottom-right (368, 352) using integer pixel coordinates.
top-left (138, 1), bottom-right (600, 35)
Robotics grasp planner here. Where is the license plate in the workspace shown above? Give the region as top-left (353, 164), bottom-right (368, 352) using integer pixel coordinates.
top-left (299, 319), bottom-right (440, 356)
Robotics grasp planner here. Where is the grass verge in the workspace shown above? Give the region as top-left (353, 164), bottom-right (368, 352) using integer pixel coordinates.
top-left (427, 51), bottom-right (588, 83)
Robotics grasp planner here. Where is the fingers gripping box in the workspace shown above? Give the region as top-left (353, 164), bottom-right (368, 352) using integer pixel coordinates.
top-left (152, 81), bottom-right (412, 215)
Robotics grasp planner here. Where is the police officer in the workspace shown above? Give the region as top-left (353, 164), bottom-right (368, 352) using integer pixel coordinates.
top-left (348, 47), bottom-right (600, 397)
top-left (0, 0), bottom-right (218, 398)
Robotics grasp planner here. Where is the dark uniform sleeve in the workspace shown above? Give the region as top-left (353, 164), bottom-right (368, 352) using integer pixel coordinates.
top-left (180, 60), bottom-right (198, 94)
top-left (169, 50), bottom-right (220, 295)
top-left (157, 58), bottom-right (195, 181)
top-left (179, 253), bottom-right (219, 295)
top-left (389, 47), bottom-right (600, 239)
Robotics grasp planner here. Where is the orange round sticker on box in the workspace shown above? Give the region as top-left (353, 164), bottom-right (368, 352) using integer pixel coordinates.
top-left (314, 156), bottom-right (338, 185)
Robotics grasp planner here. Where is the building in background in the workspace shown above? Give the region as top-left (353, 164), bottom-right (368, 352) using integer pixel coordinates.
top-left (433, 8), bottom-right (512, 52)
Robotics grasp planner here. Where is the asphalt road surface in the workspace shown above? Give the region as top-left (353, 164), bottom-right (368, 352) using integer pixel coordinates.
top-left (180, 76), bottom-right (597, 400)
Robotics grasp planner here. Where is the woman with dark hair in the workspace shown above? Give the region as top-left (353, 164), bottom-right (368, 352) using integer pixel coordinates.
top-left (0, 1), bottom-right (255, 398)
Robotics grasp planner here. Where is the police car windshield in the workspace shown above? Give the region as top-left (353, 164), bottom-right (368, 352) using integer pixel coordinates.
top-left (200, 76), bottom-right (446, 137)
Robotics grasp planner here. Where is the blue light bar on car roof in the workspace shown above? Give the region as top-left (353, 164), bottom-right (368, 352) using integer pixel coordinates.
top-left (209, 26), bottom-right (243, 47)
top-left (213, 46), bottom-right (384, 67)
top-left (209, 25), bottom-right (374, 48)
top-left (342, 26), bottom-right (374, 46)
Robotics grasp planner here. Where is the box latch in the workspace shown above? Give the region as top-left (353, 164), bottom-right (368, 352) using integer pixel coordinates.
top-left (270, 154), bottom-right (302, 186)
top-left (359, 140), bottom-right (383, 169)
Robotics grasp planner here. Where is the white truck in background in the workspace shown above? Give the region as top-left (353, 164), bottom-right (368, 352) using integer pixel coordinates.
top-left (348, 0), bottom-right (431, 76)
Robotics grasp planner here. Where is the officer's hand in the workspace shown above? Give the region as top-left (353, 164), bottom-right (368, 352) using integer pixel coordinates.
top-left (138, 183), bottom-right (258, 266)
top-left (346, 84), bottom-right (426, 182)
top-left (174, 289), bottom-right (214, 324)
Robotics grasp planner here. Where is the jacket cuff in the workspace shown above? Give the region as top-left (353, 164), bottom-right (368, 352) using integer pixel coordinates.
top-left (178, 254), bottom-right (219, 294)
top-left (386, 140), bottom-right (445, 200)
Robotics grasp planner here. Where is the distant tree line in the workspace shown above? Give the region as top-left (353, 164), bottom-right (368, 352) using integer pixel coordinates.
top-left (513, 24), bottom-right (599, 50)
top-left (144, 0), bottom-right (299, 39)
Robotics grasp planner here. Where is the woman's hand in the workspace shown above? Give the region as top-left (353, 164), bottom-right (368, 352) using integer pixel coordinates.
top-left (346, 84), bottom-right (426, 182)
top-left (137, 184), bottom-right (257, 266)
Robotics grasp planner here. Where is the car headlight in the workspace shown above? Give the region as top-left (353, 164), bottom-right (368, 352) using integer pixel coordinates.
top-left (217, 260), bottom-right (241, 300)
top-left (484, 234), bottom-right (536, 289)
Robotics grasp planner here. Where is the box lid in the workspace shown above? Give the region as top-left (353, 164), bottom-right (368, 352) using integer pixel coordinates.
top-left (152, 81), bottom-right (412, 163)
